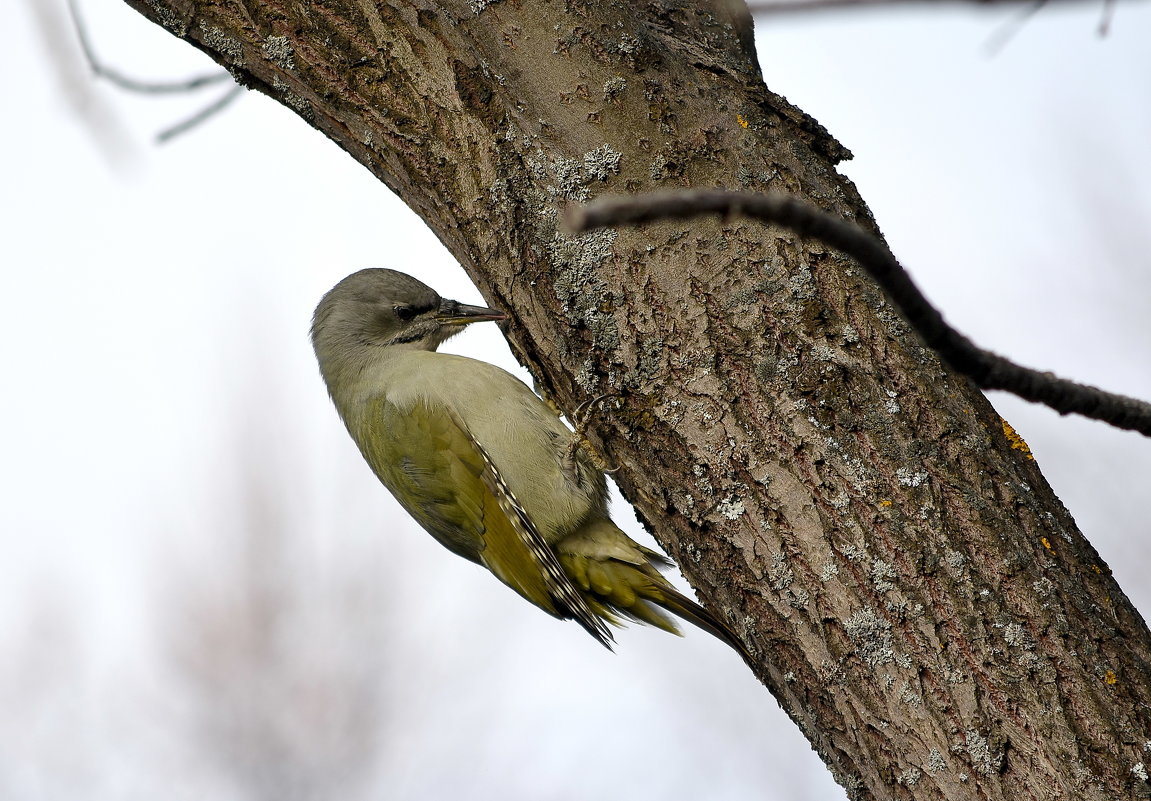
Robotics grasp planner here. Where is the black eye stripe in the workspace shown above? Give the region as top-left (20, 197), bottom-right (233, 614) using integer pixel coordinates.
top-left (393, 302), bottom-right (436, 322)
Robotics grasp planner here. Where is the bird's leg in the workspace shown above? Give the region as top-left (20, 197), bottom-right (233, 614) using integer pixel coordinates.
top-left (564, 394), bottom-right (618, 476)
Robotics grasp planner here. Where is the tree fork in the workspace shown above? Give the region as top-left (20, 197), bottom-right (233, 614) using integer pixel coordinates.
top-left (121, 1), bottom-right (1151, 798)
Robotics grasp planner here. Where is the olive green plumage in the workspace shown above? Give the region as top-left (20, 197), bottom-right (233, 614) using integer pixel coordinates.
top-left (312, 268), bottom-right (745, 655)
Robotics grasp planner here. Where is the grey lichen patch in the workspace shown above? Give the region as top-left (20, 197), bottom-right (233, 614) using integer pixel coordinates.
top-left (632, 335), bottom-right (666, 384)
top-left (583, 144), bottom-right (622, 182)
top-left (876, 306), bottom-right (909, 336)
top-left (961, 432), bottom-right (986, 450)
top-left (199, 22), bottom-right (244, 65)
top-left (717, 497), bottom-right (745, 520)
top-left (772, 552), bottom-right (816, 614)
top-left (828, 491), bottom-right (850, 510)
top-left (896, 467), bottom-right (928, 488)
top-left (468, 0), bottom-right (500, 13)
top-left (819, 560), bottom-right (839, 582)
top-left (617, 33), bottom-right (641, 56)
top-left (960, 729), bottom-right (1005, 777)
top-left (548, 155), bottom-right (589, 201)
top-left (574, 360), bottom-right (598, 393)
top-left (884, 390), bottom-right (901, 414)
top-left (945, 550), bottom-right (967, 572)
top-left (899, 767), bottom-right (922, 786)
top-left (602, 76), bottom-right (627, 101)
top-left (817, 658), bottom-right (847, 686)
top-left (272, 76), bottom-right (312, 119)
top-left (262, 35), bottom-right (295, 69)
top-left (871, 558), bottom-right (897, 592)
top-left (737, 163), bottom-right (778, 187)
top-left (648, 152), bottom-right (683, 182)
top-left (657, 398), bottom-right (685, 427)
top-left (769, 552), bottom-right (792, 591)
top-left (899, 681), bottom-right (922, 708)
top-left (833, 771), bottom-right (864, 795)
top-left (926, 748), bottom-right (947, 774)
top-left (1134, 763), bottom-right (1149, 782)
top-left (548, 228), bottom-right (620, 353)
top-left (532, 145), bottom-right (621, 203)
top-left (822, 441), bottom-right (872, 494)
top-left (811, 344), bottom-right (836, 362)
top-left (1002, 621), bottom-right (1029, 648)
top-left (149, 1), bottom-right (184, 33)
top-left (843, 607), bottom-right (895, 668)
top-left (840, 543), bottom-right (867, 562)
top-left (788, 263), bottom-right (815, 300)
top-left (944, 668), bottom-right (966, 684)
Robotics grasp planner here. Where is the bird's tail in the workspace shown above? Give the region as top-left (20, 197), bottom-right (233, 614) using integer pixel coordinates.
top-left (648, 581), bottom-right (751, 661)
top-left (557, 522), bottom-right (751, 661)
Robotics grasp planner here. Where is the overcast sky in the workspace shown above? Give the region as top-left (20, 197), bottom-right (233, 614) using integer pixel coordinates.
top-left (3, 1), bottom-right (1150, 799)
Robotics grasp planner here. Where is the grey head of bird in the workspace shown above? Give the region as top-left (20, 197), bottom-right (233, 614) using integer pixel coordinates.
top-left (311, 268), bottom-right (505, 361)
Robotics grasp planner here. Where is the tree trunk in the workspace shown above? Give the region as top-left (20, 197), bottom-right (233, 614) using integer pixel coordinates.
top-left (121, 1), bottom-right (1151, 798)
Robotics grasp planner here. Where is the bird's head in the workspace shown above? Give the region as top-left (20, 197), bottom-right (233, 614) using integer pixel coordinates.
top-left (311, 269), bottom-right (506, 360)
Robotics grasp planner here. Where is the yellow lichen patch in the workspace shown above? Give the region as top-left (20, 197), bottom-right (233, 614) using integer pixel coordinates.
top-left (1091, 564), bottom-right (1102, 574)
top-left (879, 499), bottom-right (893, 508)
top-left (1104, 670), bottom-right (1118, 686)
top-left (1001, 418), bottom-right (1034, 459)
top-left (736, 114), bottom-right (749, 129)
top-left (1041, 537), bottom-right (1055, 554)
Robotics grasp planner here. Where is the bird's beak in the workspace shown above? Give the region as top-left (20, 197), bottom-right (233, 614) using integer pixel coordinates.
top-left (435, 298), bottom-right (507, 325)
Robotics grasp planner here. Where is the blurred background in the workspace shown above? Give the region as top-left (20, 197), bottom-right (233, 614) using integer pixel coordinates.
top-left (2, 1), bottom-right (1149, 798)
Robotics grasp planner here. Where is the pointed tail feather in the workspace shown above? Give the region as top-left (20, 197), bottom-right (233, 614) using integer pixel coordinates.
top-left (651, 585), bottom-right (753, 662)
top-left (560, 543), bottom-right (752, 660)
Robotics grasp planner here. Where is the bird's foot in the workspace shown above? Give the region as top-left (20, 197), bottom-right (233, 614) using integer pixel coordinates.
top-left (564, 394), bottom-right (619, 475)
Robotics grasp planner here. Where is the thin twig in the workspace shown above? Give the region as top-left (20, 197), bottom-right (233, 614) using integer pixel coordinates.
top-left (566, 190), bottom-right (1151, 438)
top-left (157, 85), bottom-right (244, 144)
top-left (67, 0), bottom-right (231, 94)
top-left (982, 0), bottom-right (1047, 56)
top-left (1098, 0), bottom-right (1117, 35)
top-left (67, 0), bottom-right (239, 143)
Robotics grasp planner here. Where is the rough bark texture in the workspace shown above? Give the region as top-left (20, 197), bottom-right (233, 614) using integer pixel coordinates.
top-left (121, 1), bottom-right (1151, 798)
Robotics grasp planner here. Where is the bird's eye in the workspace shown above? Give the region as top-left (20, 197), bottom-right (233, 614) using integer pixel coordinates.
top-left (393, 305), bottom-right (417, 321)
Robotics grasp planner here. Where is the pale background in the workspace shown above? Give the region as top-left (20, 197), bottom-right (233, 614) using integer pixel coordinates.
top-left (3, 2), bottom-right (1149, 799)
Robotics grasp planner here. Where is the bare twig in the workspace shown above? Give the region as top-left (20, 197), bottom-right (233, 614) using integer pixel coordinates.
top-left (67, 0), bottom-right (231, 93)
top-left (1099, 0), bottom-right (1117, 34)
top-left (567, 190), bottom-right (1151, 438)
top-left (982, 0), bottom-right (1047, 55)
top-left (67, 0), bottom-right (239, 142)
top-left (157, 85), bottom-right (244, 143)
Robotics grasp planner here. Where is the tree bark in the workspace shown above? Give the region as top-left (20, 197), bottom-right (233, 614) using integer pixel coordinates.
top-left (120, 1), bottom-right (1151, 798)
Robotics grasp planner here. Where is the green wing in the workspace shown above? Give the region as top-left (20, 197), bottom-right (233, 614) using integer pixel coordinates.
top-left (359, 397), bottom-right (613, 647)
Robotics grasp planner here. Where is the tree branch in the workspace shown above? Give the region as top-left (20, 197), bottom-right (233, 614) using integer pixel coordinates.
top-left (570, 190), bottom-right (1151, 437)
